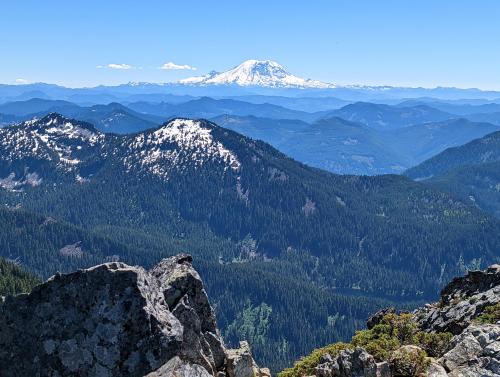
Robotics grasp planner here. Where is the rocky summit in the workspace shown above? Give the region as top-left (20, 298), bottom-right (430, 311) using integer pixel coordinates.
top-left (0, 254), bottom-right (269, 377)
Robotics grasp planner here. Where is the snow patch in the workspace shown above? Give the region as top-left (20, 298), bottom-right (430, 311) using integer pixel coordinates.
top-left (123, 119), bottom-right (241, 179)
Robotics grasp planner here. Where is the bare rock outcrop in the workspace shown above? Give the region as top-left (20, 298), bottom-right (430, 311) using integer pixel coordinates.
top-left (415, 265), bottom-right (500, 335)
top-left (0, 254), bottom-right (266, 377)
top-left (315, 348), bottom-right (389, 377)
top-left (440, 323), bottom-right (500, 377)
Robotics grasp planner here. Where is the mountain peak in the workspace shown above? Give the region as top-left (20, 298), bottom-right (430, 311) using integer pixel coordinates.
top-left (31, 113), bottom-right (100, 138)
top-left (124, 119), bottom-right (241, 180)
top-left (180, 59), bottom-right (335, 88)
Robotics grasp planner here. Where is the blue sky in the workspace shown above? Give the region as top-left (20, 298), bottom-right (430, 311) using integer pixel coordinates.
top-left (2, 0), bottom-right (500, 89)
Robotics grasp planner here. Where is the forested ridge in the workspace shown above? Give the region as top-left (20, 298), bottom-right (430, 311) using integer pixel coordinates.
top-left (0, 256), bottom-right (39, 297)
top-left (405, 130), bottom-right (500, 218)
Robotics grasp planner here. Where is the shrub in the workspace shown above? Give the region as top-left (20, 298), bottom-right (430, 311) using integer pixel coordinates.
top-left (278, 313), bottom-right (451, 376)
top-left (352, 313), bottom-right (419, 361)
top-left (415, 331), bottom-right (453, 358)
top-left (277, 342), bottom-right (351, 377)
top-left (475, 302), bottom-right (500, 324)
top-left (389, 345), bottom-right (430, 376)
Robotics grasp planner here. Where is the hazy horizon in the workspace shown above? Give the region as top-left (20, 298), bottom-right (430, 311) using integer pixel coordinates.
top-left (2, 0), bottom-right (500, 89)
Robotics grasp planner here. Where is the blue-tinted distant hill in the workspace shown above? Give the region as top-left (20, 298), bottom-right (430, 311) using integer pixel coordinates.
top-left (323, 102), bottom-right (455, 130)
top-left (224, 95), bottom-right (350, 112)
top-left (405, 130), bottom-right (500, 218)
top-left (212, 115), bottom-right (499, 175)
top-left (127, 97), bottom-right (322, 122)
top-left (391, 119), bottom-right (499, 163)
top-left (0, 99), bottom-right (163, 133)
top-left (4, 81), bottom-right (500, 105)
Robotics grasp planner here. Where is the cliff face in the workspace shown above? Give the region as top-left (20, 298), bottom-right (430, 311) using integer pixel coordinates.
top-left (0, 254), bottom-right (269, 377)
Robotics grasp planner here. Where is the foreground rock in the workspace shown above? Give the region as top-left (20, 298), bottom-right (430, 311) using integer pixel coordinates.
top-left (440, 323), bottom-right (500, 377)
top-left (315, 347), bottom-right (388, 377)
top-left (0, 254), bottom-right (268, 377)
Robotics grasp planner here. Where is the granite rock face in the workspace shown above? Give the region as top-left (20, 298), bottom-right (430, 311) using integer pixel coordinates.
top-left (440, 323), bottom-right (500, 377)
top-left (0, 254), bottom-right (266, 377)
top-left (415, 265), bottom-right (500, 335)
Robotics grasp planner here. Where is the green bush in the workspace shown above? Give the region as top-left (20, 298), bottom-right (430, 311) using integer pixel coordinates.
top-left (415, 331), bottom-right (453, 358)
top-left (389, 345), bottom-right (430, 376)
top-left (277, 342), bottom-right (351, 377)
top-left (475, 302), bottom-right (500, 324)
top-left (278, 313), bottom-right (452, 377)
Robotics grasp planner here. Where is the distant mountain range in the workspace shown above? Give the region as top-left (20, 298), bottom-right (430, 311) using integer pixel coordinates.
top-left (0, 98), bottom-right (162, 133)
top-left (2, 98), bottom-right (499, 175)
top-left (4, 59), bottom-right (500, 100)
top-left (0, 113), bottom-right (497, 288)
top-left (215, 114), bottom-right (499, 175)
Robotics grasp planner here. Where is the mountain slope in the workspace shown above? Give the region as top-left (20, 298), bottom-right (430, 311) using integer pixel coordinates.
top-left (0, 255), bottom-right (40, 296)
top-left (180, 60), bottom-right (335, 88)
top-left (212, 115), bottom-right (499, 175)
top-left (278, 117), bottom-right (410, 174)
top-left (389, 118), bottom-right (499, 163)
top-left (464, 111), bottom-right (500, 126)
top-left (0, 98), bottom-right (81, 116)
top-left (0, 99), bottom-right (163, 134)
top-left (211, 114), bottom-right (310, 145)
top-left (212, 115), bottom-right (410, 175)
top-left (405, 130), bottom-right (500, 179)
top-left (1, 113), bottom-right (498, 294)
top-left (405, 131), bottom-right (500, 217)
top-left (326, 102), bottom-right (455, 130)
top-left (67, 102), bottom-right (162, 133)
top-left (0, 205), bottom-right (176, 279)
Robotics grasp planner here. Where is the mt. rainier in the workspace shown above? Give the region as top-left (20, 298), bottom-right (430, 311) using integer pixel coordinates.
top-left (180, 60), bottom-right (335, 88)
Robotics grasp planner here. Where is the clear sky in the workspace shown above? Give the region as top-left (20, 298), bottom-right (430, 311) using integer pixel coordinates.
top-left (2, 0), bottom-right (500, 89)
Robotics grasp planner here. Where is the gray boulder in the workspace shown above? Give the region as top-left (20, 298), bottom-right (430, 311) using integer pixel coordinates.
top-left (226, 341), bottom-right (271, 377)
top-left (440, 323), bottom-right (500, 377)
top-left (0, 254), bottom-right (265, 377)
top-left (315, 347), bottom-right (381, 377)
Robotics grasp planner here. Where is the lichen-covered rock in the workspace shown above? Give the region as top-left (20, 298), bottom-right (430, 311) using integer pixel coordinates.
top-left (0, 254), bottom-right (264, 377)
top-left (426, 362), bottom-right (447, 377)
top-left (415, 265), bottom-right (500, 335)
top-left (315, 347), bottom-right (378, 377)
top-left (298, 265), bottom-right (500, 377)
top-left (440, 323), bottom-right (500, 377)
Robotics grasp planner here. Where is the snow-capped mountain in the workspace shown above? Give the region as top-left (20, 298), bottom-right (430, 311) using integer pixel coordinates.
top-left (0, 114), bottom-right (243, 189)
top-left (0, 114), bottom-right (106, 189)
top-left (121, 118), bottom-right (241, 180)
top-left (180, 60), bottom-right (335, 89)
